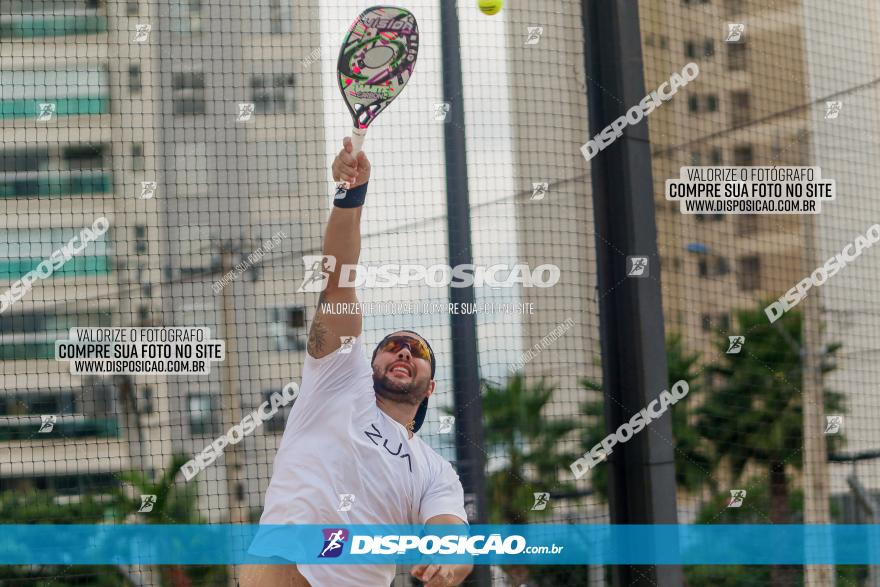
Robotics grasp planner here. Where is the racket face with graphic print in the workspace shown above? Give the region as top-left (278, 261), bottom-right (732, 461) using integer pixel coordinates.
top-left (337, 6), bottom-right (419, 133)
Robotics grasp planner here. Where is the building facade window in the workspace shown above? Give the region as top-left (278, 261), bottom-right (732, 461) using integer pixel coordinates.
top-left (737, 215), bottom-right (759, 236)
top-left (128, 64), bottom-right (142, 93)
top-left (134, 224), bottom-right (148, 254)
top-left (0, 391), bottom-right (76, 417)
top-left (0, 142), bottom-right (112, 198)
top-left (0, 309), bottom-right (111, 360)
top-left (171, 0), bottom-right (202, 32)
top-left (269, 0), bottom-right (293, 33)
top-left (0, 147), bottom-right (48, 173)
top-left (0, 0), bottom-right (107, 39)
top-left (262, 390), bottom-right (292, 432)
top-left (188, 394), bottom-right (215, 435)
top-left (728, 42), bottom-right (747, 71)
top-left (0, 226), bottom-right (111, 280)
top-left (172, 71), bottom-right (206, 115)
top-left (737, 255), bottom-right (761, 291)
top-left (131, 143), bottom-right (144, 171)
top-left (730, 90), bottom-right (751, 126)
top-left (701, 313), bottom-right (731, 333)
top-left (706, 94), bottom-right (718, 112)
top-left (733, 144), bottom-right (754, 166)
top-left (62, 143), bottom-right (104, 170)
top-left (701, 314), bottom-right (712, 332)
top-left (0, 65), bottom-right (109, 120)
top-left (699, 255), bottom-right (731, 278)
top-left (251, 74), bottom-right (295, 114)
top-left (725, 0), bottom-right (743, 15)
top-left (703, 39), bottom-right (715, 57)
top-left (141, 386), bottom-right (154, 414)
top-left (267, 305), bottom-right (306, 351)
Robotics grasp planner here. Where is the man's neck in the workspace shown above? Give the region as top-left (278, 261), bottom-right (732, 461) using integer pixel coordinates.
top-left (375, 395), bottom-right (415, 439)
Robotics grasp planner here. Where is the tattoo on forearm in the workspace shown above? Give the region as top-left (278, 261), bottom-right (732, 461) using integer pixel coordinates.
top-left (308, 318), bottom-right (330, 356)
top-left (308, 293), bottom-right (330, 356)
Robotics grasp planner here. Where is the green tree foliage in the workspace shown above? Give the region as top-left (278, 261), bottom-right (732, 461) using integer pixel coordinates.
top-left (694, 305), bottom-right (844, 586)
top-left (0, 455), bottom-right (227, 586)
top-left (478, 373), bottom-right (589, 586)
top-left (580, 334), bottom-right (713, 500)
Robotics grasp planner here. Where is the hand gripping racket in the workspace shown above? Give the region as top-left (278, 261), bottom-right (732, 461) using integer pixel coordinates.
top-left (337, 6), bottom-right (419, 155)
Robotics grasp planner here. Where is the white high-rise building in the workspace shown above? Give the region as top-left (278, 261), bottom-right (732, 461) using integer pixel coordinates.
top-left (802, 0), bottom-right (880, 494)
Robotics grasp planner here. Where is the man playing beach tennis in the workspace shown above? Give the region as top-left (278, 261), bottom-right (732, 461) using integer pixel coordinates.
top-left (239, 138), bottom-right (473, 587)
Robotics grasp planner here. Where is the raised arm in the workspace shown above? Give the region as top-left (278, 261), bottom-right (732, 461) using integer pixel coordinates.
top-left (306, 137), bottom-right (371, 359)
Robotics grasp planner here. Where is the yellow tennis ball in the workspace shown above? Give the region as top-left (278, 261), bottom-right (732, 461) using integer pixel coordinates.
top-left (478, 0), bottom-right (503, 16)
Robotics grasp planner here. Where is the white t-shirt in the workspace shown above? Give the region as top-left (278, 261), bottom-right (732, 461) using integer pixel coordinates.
top-left (254, 334), bottom-right (468, 587)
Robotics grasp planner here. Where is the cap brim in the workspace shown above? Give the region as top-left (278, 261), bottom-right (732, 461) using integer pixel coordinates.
top-left (413, 397), bottom-right (429, 432)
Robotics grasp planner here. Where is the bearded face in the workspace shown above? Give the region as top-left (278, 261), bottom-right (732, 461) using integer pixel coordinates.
top-left (371, 334), bottom-right (433, 406)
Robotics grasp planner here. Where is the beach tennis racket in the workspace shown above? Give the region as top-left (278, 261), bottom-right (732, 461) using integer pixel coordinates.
top-left (337, 6), bottom-right (419, 155)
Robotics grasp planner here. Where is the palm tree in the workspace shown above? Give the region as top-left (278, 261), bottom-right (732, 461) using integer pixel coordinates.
top-left (480, 374), bottom-right (581, 523)
top-left (475, 374), bottom-right (583, 586)
top-left (107, 453), bottom-right (199, 525)
top-left (580, 334), bottom-right (713, 500)
top-left (107, 454), bottom-right (227, 587)
top-left (697, 305), bottom-right (843, 585)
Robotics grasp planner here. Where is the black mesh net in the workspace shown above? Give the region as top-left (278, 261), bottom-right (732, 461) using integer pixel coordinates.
top-left (1, 0), bottom-right (878, 585)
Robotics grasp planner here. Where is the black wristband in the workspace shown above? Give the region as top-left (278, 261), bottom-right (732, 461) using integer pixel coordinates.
top-left (333, 182), bottom-right (368, 208)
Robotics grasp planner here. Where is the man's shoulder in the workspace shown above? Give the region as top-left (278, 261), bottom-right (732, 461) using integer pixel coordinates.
top-left (301, 335), bottom-right (372, 386)
top-left (412, 438), bottom-right (458, 476)
top-left (294, 340), bottom-right (373, 414)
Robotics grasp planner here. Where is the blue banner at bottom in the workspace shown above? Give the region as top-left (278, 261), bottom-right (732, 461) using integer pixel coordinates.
top-left (0, 524), bottom-right (878, 565)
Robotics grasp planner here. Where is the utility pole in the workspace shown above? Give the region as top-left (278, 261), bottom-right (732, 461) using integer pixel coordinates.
top-left (219, 244), bottom-right (246, 587)
top-left (847, 470), bottom-right (880, 587)
top-left (801, 217), bottom-right (835, 586)
top-left (440, 2), bottom-right (489, 585)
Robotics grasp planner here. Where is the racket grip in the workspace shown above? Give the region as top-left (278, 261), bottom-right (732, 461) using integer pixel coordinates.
top-left (350, 127), bottom-right (367, 155)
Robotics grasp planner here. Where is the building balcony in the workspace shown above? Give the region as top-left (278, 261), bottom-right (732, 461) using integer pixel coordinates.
top-left (0, 416), bottom-right (119, 441)
top-left (0, 170), bottom-right (112, 198)
top-left (0, 255), bottom-right (111, 281)
top-left (0, 13), bottom-right (107, 39)
top-left (0, 312), bottom-right (113, 361)
top-left (0, 97), bottom-right (108, 120)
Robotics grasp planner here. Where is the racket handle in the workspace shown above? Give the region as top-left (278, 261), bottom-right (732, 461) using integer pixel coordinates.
top-left (350, 127), bottom-right (367, 155)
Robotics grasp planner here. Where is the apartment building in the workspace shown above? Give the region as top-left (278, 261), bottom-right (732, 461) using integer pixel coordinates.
top-left (800, 0), bottom-right (880, 493)
top-left (0, 0), bottom-right (323, 524)
top-left (642, 0), bottom-right (810, 371)
top-left (0, 0), bottom-right (172, 499)
top-left (638, 0), bottom-right (880, 522)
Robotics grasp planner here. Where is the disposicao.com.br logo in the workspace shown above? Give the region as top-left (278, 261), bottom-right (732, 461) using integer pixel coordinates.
top-left (337, 532), bottom-right (563, 556)
top-left (319, 528), bottom-right (349, 558)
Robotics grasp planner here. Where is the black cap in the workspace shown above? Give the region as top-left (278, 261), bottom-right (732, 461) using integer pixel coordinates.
top-left (371, 330), bottom-right (434, 432)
